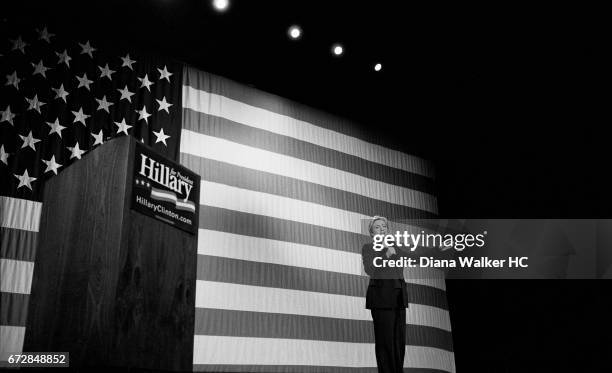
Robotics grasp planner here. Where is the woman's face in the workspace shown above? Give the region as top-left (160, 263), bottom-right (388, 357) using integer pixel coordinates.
top-left (371, 219), bottom-right (388, 236)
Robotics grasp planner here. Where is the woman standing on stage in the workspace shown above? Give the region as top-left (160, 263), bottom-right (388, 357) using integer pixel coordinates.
top-left (362, 216), bottom-right (410, 373)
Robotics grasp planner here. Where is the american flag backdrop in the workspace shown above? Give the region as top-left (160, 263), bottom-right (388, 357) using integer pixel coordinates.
top-left (180, 68), bottom-right (455, 372)
top-left (1, 25), bottom-right (455, 372)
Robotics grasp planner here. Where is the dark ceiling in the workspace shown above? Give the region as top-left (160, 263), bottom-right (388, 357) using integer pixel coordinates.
top-left (4, 0), bottom-right (608, 217)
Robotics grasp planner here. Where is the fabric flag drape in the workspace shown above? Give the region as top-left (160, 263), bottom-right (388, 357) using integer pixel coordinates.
top-left (0, 23), bottom-right (183, 362)
top-left (181, 67), bottom-right (455, 373)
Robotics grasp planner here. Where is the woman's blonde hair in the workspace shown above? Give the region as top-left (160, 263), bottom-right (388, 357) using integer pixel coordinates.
top-left (368, 216), bottom-right (389, 237)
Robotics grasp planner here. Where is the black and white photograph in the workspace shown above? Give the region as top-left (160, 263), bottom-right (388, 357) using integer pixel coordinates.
top-left (0, 1), bottom-right (608, 372)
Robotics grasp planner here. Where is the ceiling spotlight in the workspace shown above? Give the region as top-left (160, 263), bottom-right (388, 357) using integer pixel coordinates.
top-left (374, 63), bottom-right (382, 72)
top-left (332, 44), bottom-right (344, 56)
top-left (288, 25), bottom-right (302, 40)
top-left (212, 0), bottom-right (229, 12)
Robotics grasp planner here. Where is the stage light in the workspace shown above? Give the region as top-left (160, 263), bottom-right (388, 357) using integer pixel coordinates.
top-left (212, 0), bottom-right (229, 12)
top-left (288, 25), bottom-right (302, 40)
top-left (332, 44), bottom-right (343, 56)
top-left (374, 63), bottom-right (382, 71)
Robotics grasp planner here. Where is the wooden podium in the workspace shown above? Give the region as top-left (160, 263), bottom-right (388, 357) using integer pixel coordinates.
top-left (24, 136), bottom-right (199, 371)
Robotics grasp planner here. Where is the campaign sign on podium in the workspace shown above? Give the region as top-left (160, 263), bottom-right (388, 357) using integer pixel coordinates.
top-left (131, 142), bottom-right (199, 234)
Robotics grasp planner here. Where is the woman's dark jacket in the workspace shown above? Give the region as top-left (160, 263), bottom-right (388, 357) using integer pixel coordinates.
top-left (361, 242), bottom-right (410, 309)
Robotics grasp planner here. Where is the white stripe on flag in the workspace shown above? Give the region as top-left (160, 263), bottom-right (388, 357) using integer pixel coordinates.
top-left (182, 86), bottom-right (435, 178)
top-left (0, 259), bottom-right (34, 294)
top-left (0, 326), bottom-right (25, 355)
top-left (182, 130), bottom-right (437, 213)
top-left (0, 197), bottom-right (42, 232)
top-left (192, 335), bottom-right (455, 372)
top-left (195, 280), bottom-right (451, 332)
top-left (197, 229), bottom-right (446, 291)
